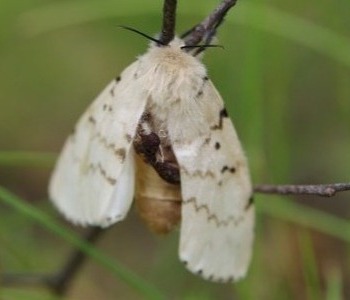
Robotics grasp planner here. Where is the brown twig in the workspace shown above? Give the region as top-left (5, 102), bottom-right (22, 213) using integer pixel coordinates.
top-left (1, 273), bottom-right (53, 287)
top-left (159, 0), bottom-right (177, 45)
top-left (49, 227), bottom-right (104, 295)
top-left (183, 0), bottom-right (237, 46)
top-left (254, 183), bottom-right (350, 197)
top-left (1, 227), bottom-right (105, 296)
top-left (1, 183), bottom-right (349, 293)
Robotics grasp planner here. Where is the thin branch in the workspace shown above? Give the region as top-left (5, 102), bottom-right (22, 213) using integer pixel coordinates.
top-left (49, 227), bottom-right (104, 295)
top-left (254, 183), bottom-right (350, 197)
top-left (184, 0), bottom-right (237, 46)
top-left (159, 0), bottom-right (177, 45)
top-left (1, 273), bottom-right (53, 287)
top-left (1, 227), bottom-right (105, 296)
top-left (1, 183), bottom-right (349, 293)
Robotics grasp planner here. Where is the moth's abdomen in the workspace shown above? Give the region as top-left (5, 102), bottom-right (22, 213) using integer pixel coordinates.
top-left (135, 156), bottom-right (181, 234)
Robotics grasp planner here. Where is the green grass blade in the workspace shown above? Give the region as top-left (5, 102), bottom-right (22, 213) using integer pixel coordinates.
top-left (0, 186), bottom-right (165, 300)
top-left (298, 231), bottom-right (322, 300)
top-left (325, 267), bottom-right (344, 300)
top-left (18, 1), bottom-right (350, 68)
top-left (234, 2), bottom-right (350, 67)
top-left (0, 151), bottom-right (56, 168)
top-left (17, 0), bottom-right (160, 36)
top-left (257, 195), bottom-right (350, 243)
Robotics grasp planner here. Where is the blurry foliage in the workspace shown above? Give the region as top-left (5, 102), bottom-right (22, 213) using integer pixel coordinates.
top-left (0, 0), bottom-right (349, 299)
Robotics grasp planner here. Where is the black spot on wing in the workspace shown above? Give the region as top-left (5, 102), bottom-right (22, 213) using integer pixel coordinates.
top-left (110, 76), bottom-right (121, 96)
top-left (221, 165), bottom-right (236, 174)
top-left (88, 115), bottom-right (96, 124)
top-left (102, 103), bottom-right (113, 112)
top-left (215, 142), bottom-right (221, 150)
top-left (220, 108), bottom-right (228, 118)
top-left (196, 90), bottom-right (203, 97)
top-left (196, 76), bottom-right (209, 98)
top-left (245, 196), bottom-right (254, 210)
top-left (210, 108), bottom-right (229, 130)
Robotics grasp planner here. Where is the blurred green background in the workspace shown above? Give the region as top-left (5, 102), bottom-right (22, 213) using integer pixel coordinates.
top-left (0, 0), bottom-right (349, 299)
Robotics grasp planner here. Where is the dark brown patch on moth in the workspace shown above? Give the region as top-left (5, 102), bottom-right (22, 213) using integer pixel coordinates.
top-left (210, 108), bottom-right (229, 130)
top-left (110, 87), bottom-right (115, 96)
top-left (215, 142), bottom-right (221, 150)
top-left (134, 131), bottom-right (160, 158)
top-left (218, 180), bottom-right (223, 186)
top-left (154, 161), bottom-right (180, 184)
top-left (133, 112), bottom-right (180, 185)
top-left (197, 269), bottom-right (203, 275)
top-left (88, 115), bottom-right (96, 124)
top-left (221, 165), bottom-right (236, 174)
top-left (115, 75), bottom-right (121, 82)
top-left (115, 148), bottom-right (126, 161)
top-left (203, 76), bottom-right (209, 81)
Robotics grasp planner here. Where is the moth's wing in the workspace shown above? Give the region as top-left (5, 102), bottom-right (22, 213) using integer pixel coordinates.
top-left (171, 80), bottom-right (254, 282)
top-left (49, 61), bottom-right (147, 227)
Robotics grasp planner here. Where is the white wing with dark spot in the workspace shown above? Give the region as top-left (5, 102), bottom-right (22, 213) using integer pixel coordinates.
top-left (171, 80), bottom-right (254, 282)
top-left (49, 61), bottom-right (147, 227)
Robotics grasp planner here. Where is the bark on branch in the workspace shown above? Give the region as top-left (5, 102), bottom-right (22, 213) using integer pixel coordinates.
top-left (184, 0), bottom-right (238, 46)
top-left (159, 0), bottom-right (177, 45)
top-left (254, 183), bottom-right (350, 197)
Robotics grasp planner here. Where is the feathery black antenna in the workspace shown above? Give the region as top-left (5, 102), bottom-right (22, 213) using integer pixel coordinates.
top-left (119, 26), bottom-right (165, 45)
top-left (181, 45), bottom-right (224, 50)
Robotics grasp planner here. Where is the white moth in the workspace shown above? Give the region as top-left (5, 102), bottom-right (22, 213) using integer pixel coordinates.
top-left (49, 37), bottom-right (254, 282)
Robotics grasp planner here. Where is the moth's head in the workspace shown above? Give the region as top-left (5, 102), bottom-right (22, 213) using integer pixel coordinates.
top-left (120, 26), bottom-right (201, 60)
top-left (147, 37), bottom-right (199, 68)
top-left (137, 37), bottom-right (206, 105)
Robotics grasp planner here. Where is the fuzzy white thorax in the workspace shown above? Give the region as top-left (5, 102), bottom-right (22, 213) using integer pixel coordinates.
top-left (136, 37), bottom-right (207, 106)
